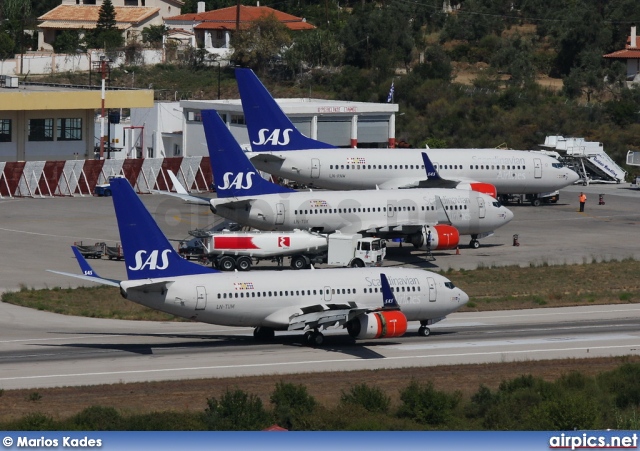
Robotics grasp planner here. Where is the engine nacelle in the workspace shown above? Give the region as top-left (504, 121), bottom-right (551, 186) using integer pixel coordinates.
top-left (426, 224), bottom-right (460, 250)
top-left (468, 182), bottom-right (497, 199)
top-left (346, 310), bottom-right (408, 339)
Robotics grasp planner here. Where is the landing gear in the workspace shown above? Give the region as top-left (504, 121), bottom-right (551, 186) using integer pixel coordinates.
top-left (469, 239), bottom-right (480, 249)
top-left (253, 326), bottom-right (275, 341)
top-left (418, 326), bottom-right (431, 337)
top-left (304, 330), bottom-right (324, 346)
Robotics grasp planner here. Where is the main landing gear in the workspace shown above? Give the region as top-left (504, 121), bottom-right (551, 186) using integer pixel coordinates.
top-left (469, 234), bottom-right (480, 249)
top-left (304, 329), bottom-right (324, 346)
top-left (418, 325), bottom-right (431, 337)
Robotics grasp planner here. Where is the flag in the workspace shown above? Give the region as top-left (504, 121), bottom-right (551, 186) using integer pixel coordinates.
top-left (386, 81), bottom-right (395, 103)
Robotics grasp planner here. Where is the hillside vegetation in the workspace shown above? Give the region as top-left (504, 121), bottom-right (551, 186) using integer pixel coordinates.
top-left (28, 0), bottom-right (640, 176)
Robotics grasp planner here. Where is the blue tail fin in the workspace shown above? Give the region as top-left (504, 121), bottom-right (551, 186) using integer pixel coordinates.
top-left (72, 246), bottom-right (103, 279)
top-left (201, 109), bottom-right (295, 198)
top-left (421, 152), bottom-right (443, 181)
top-left (235, 68), bottom-right (335, 151)
top-left (380, 273), bottom-right (400, 310)
top-left (110, 178), bottom-right (217, 280)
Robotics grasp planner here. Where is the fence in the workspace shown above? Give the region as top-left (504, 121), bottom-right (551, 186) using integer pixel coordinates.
top-left (0, 157), bottom-right (212, 198)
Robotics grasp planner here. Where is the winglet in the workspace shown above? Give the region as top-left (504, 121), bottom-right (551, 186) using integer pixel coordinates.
top-left (47, 246), bottom-right (121, 287)
top-left (421, 152), bottom-right (443, 181)
top-left (235, 68), bottom-right (335, 151)
top-left (202, 109), bottom-right (296, 198)
top-left (380, 273), bottom-right (400, 310)
top-left (72, 245), bottom-right (103, 279)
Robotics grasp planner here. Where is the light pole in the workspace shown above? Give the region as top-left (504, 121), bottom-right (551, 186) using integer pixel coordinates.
top-left (217, 61), bottom-right (221, 100)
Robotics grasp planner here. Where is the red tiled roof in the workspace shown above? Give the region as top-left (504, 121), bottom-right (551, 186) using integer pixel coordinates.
top-left (166, 5), bottom-right (315, 31)
top-left (39, 5), bottom-right (159, 25)
top-left (603, 34), bottom-right (640, 59)
top-left (603, 48), bottom-right (640, 59)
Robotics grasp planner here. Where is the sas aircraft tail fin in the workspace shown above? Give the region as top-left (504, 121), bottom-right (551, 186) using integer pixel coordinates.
top-left (202, 109), bottom-right (295, 198)
top-left (235, 68), bottom-right (335, 152)
top-left (110, 178), bottom-right (217, 280)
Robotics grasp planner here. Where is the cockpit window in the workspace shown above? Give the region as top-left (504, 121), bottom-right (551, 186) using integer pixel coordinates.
top-left (444, 282), bottom-right (455, 289)
top-left (552, 163), bottom-right (564, 168)
top-left (492, 201), bottom-right (502, 208)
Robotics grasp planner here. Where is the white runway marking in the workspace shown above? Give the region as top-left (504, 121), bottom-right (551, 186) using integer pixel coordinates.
top-left (2, 343), bottom-right (640, 383)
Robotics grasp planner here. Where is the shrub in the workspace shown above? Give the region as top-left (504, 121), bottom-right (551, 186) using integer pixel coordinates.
top-left (270, 381), bottom-right (317, 430)
top-left (398, 381), bottom-right (461, 426)
top-left (70, 406), bottom-right (122, 430)
top-left (204, 389), bottom-right (270, 431)
top-left (340, 383), bottom-right (390, 414)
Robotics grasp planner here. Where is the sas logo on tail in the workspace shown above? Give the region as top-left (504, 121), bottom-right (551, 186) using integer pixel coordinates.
top-left (129, 250), bottom-right (171, 271)
top-left (252, 128), bottom-right (292, 146)
top-left (218, 172), bottom-right (255, 190)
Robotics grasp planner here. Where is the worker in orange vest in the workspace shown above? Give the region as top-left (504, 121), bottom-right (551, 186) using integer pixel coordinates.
top-left (579, 192), bottom-right (586, 212)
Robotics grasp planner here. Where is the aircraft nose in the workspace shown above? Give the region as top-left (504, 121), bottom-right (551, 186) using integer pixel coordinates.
top-left (502, 206), bottom-right (514, 224)
top-left (566, 168), bottom-right (580, 184)
top-left (458, 289), bottom-right (469, 306)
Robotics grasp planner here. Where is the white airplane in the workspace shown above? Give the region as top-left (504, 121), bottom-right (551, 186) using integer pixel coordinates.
top-left (235, 68), bottom-right (581, 204)
top-left (200, 110), bottom-right (514, 249)
top-left (49, 178), bottom-right (469, 344)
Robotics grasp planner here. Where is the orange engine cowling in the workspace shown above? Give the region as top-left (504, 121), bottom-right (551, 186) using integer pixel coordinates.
top-left (346, 310), bottom-right (408, 339)
top-left (427, 224), bottom-right (460, 250)
top-left (468, 182), bottom-right (497, 199)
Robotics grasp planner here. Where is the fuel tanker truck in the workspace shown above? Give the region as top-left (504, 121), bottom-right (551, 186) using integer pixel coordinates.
top-left (179, 229), bottom-right (387, 271)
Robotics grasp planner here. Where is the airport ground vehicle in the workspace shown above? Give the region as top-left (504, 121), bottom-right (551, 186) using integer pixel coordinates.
top-left (178, 229), bottom-right (386, 271)
top-left (500, 191), bottom-right (559, 206)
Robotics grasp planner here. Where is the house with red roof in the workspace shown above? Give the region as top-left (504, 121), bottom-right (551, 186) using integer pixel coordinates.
top-left (603, 26), bottom-right (640, 83)
top-left (164, 2), bottom-right (315, 61)
top-left (37, 0), bottom-right (183, 52)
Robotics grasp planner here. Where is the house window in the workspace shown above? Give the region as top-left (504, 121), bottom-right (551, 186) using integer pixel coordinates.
top-left (57, 118), bottom-right (82, 141)
top-left (0, 119), bottom-right (11, 142)
top-left (217, 31), bottom-right (223, 39)
top-left (174, 144), bottom-right (181, 156)
top-left (187, 111), bottom-right (202, 122)
top-left (124, 0), bottom-right (138, 5)
top-left (231, 114), bottom-right (245, 125)
top-left (28, 119), bottom-right (54, 141)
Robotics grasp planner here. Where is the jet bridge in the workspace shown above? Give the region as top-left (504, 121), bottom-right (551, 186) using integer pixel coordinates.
top-left (542, 136), bottom-right (627, 185)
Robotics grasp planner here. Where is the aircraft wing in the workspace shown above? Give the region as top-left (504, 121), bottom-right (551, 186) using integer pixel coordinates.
top-left (151, 170), bottom-right (212, 206)
top-left (287, 302), bottom-right (370, 331)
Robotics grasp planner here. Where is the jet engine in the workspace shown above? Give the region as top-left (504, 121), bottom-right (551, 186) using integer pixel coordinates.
top-left (425, 224), bottom-right (460, 250)
top-left (346, 310), bottom-right (408, 339)
top-left (468, 182), bottom-right (498, 199)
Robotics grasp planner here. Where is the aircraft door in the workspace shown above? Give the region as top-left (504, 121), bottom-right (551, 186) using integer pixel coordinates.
top-left (311, 158), bottom-right (320, 179)
top-left (477, 197), bottom-right (486, 218)
top-left (427, 277), bottom-right (436, 301)
top-left (196, 286), bottom-right (207, 310)
top-left (534, 158), bottom-right (542, 178)
top-left (387, 204), bottom-right (394, 218)
top-left (275, 203), bottom-right (285, 225)
top-left (324, 286), bottom-right (332, 302)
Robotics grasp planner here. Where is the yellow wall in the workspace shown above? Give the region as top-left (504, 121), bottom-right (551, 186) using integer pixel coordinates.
top-left (0, 90), bottom-right (154, 110)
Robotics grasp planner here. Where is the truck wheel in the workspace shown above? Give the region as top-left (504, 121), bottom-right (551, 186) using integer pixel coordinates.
top-left (291, 255), bottom-right (307, 270)
top-left (350, 259), bottom-right (365, 268)
top-left (236, 256), bottom-right (252, 271)
top-left (104, 189), bottom-right (111, 197)
top-left (218, 256), bottom-right (235, 271)
top-left (531, 198), bottom-right (541, 207)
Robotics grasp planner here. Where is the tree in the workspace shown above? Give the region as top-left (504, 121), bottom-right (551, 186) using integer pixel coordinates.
top-left (230, 14), bottom-right (292, 75)
top-left (0, 33), bottom-right (15, 61)
top-left (53, 30), bottom-right (84, 55)
top-left (87, 0), bottom-right (124, 50)
top-left (142, 25), bottom-right (168, 49)
top-left (203, 389), bottom-right (271, 431)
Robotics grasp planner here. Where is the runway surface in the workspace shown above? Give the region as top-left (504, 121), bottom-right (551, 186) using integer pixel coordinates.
top-left (0, 182), bottom-right (639, 389)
